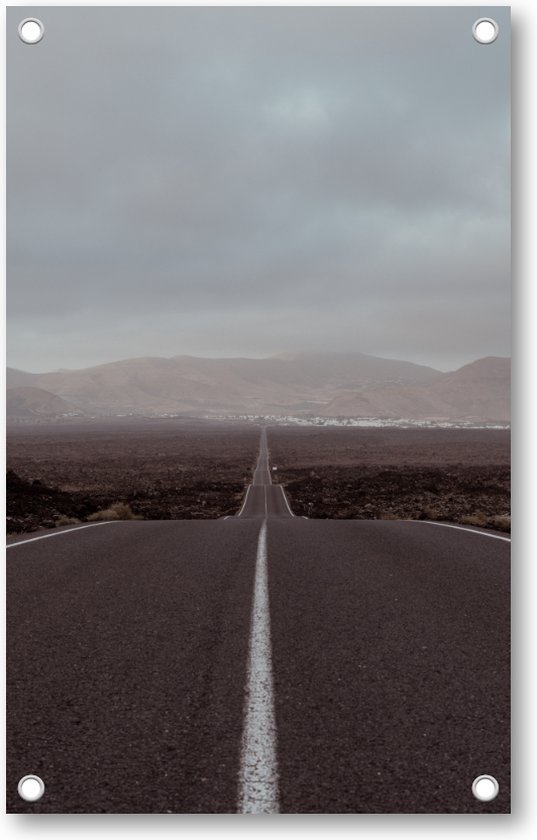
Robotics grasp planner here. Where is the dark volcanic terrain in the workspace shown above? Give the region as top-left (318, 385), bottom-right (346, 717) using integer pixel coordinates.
top-left (6, 421), bottom-right (259, 534)
top-left (268, 426), bottom-right (510, 531)
top-left (6, 423), bottom-right (510, 534)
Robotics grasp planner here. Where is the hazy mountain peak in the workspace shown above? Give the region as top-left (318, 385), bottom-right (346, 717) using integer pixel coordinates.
top-left (6, 353), bottom-right (509, 423)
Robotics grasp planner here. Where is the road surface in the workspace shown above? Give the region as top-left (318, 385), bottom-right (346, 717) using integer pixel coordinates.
top-left (6, 428), bottom-right (510, 813)
top-left (236, 427), bottom-right (295, 519)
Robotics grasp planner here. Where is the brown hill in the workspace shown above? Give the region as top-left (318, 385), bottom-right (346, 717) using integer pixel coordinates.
top-left (6, 387), bottom-right (76, 419)
top-left (6, 368), bottom-right (38, 389)
top-left (5, 353), bottom-right (509, 423)
top-left (6, 352), bottom-right (439, 417)
top-left (325, 357), bottom-right (510, 422)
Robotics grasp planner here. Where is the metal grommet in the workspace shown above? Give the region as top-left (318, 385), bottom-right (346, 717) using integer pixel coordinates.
top-left (17, 774), bottom-right (46, 802)
top-left (472, 774), bottom-right (499, 802)
top-left (472, 18), bottom-right (499, 45)
top-left (18, 18), bottom-right (45, 45)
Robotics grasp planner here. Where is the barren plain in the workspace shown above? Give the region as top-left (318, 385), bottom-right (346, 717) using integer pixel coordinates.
top-left (6, 422), bottom-right (510, 534)
top-left (6, 420), bottom-right (259, 533)
top-left (269, 426), bottom-right (510, 531)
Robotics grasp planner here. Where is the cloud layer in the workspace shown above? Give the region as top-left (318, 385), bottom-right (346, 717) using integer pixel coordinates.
top-left (7, 6), bottom-right (510, 372)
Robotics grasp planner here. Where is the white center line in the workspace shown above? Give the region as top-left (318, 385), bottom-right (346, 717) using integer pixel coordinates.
top-left (238, 521), bottom-right (279, 814)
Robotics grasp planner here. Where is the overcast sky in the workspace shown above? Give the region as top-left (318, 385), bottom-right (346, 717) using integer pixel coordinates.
top-left (7, 5), bottom-right (510, 373)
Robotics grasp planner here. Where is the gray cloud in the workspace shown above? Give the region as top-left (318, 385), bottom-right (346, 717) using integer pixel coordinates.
top-left (7, 5), bottom-right (510, 372)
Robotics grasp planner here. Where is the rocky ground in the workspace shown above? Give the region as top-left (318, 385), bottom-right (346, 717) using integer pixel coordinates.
top-left (268, 427), bottom-right (510, 531)
top-left (6, 422), bottom-right (511, 534)
top-left (6, 420), bottom-right (259, 534)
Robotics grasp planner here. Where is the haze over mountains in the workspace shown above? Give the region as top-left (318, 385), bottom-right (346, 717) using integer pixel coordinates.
top-left (6, 352), bottom-right (510, 424)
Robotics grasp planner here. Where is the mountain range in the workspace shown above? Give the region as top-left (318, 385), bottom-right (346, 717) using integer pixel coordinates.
top-left (6, 352), bottom-right (510, 423)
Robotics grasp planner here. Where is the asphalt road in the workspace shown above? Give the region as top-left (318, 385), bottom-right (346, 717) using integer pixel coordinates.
top-left (6, 429), bottom-right (510, 813)
top-left (237, 427), bottom-right (295, 519)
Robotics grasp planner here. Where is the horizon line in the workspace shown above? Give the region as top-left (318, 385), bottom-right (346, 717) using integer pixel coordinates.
top-left (6, 350), bottom-right (511, 378)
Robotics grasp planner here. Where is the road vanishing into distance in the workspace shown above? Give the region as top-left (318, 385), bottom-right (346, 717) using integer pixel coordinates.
top-left (7, 428), bottom-right (510, 813)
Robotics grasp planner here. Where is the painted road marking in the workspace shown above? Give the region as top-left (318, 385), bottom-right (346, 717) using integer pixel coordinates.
top-left (237, 485), bottom-right (253, 517)
top-left (238, 521), bottom-right (279, 814)
top-left (6, 521), bottom-right (121, 549)
top-left (408, 520), bottom-right (511, 543)
top-left (278, 485), bottom-right (295, 518)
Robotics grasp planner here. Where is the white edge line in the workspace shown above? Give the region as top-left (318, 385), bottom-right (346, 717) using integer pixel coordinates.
top-left (277, 485), bottom-right (295, 518)
top-left (238, 520), bottom-right (279, 813)
top-left (406, 520), bottom-right (511, 543)
top-left (237, 484), bottom-right (253, 517)
top-left (6, 520), bottom-right (122, 549)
